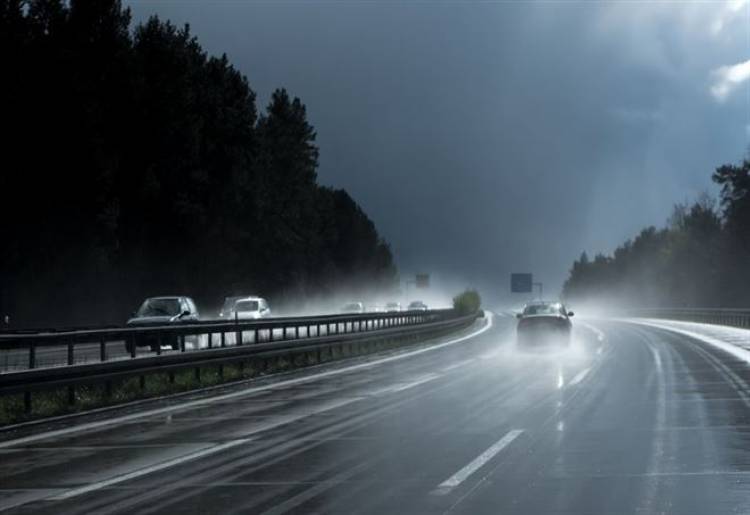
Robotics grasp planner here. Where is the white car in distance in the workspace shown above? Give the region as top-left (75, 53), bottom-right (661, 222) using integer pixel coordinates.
top-left (227, 297), bottom-right (271, 320)
top-left (385, 302), bottom-right (401, 312)
top-left (341, 302), bottom-right (365, 314)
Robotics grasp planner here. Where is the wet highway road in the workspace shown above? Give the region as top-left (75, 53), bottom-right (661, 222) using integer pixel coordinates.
top-left (3, 313), bottom-right (750, 514)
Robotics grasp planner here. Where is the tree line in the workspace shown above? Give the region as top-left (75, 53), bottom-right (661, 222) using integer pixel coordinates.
top-left (0, 0), bottom-right (397, 327)
top-left (562, 157), bottom-right (750, 308)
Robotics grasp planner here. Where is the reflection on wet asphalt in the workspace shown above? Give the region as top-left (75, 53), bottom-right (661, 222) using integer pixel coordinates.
top-left (3, 315), bottom-right (750, 514)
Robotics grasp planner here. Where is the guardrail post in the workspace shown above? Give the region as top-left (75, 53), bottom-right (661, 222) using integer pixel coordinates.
top-left (237, 327), bottom-right (243, 346)
top-left (221, 331), bottom-right (226, 348)
top-left (156, 334), bottom-right (162, 356)
top-left (29, 342), bottom-right (36, 370)
top-left (180, 334), bottom-right (186, 352)
top-left (100, 339), bottom-right (107, 362)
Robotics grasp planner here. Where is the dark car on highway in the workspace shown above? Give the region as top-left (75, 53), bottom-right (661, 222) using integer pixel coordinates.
top-left (516, 301), bottom-right (573, 346)
top-left (125, 296), bottom-right (201, 353)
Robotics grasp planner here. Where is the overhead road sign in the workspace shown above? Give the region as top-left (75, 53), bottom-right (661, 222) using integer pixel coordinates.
top-left (511, 273), bottom-right (533, 293)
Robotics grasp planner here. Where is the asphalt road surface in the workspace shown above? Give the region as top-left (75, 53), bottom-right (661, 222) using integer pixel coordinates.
top-left (3, 313), bottom-right (750, 514)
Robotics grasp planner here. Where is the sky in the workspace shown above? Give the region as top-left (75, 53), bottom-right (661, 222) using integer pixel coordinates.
top-left (128, 1), bottom-right (750, 305)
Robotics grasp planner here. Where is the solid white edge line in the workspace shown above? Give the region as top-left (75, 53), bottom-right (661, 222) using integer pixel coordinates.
top-left (49, 438), bottom-right (251, 500)
top-left (432, 429), bottom-right (523, 495)
top-left (622, 319), bottom-right (750, 366)
top-left (0, 313), bottom-right (494, 449)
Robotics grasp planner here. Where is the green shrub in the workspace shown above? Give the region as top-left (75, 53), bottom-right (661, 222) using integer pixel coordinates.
top-left (453, 289), bottom-right (481, 315)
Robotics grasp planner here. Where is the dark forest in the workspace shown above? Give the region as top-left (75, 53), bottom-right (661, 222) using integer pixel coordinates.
top-left (563, 158), bottom-right (750, 308)
top-left (0, 0), bottom-right (397, 327)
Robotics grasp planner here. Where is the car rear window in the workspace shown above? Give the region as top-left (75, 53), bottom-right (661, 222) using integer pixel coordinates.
top-left (137, 299), bottom-right (181, 317)
top-left (523, 304), bottom-right (561, 316)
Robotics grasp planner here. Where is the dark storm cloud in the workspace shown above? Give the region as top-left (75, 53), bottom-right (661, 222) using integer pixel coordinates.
top-left (128, 1), bottom-right (750, 304)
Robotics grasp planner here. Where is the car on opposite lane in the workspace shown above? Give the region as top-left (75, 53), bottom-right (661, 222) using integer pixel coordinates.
top-left (226, 297), bottom-right (271, 320)
top-left (515, 301), bottom-right (574, 347)
top-left (126, 296), bottom-right (202, 353)
top-left (407, 300), bottom-right (428, 311)
top-left (219, 296), bottom-right (245, 318)
top-left (385, 302), bottom-right (401, 312)
top-left (341, 302), bottom-right (365, 314)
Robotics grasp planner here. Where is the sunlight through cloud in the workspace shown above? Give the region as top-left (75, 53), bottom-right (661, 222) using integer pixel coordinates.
top-left (710, 59), bottom-right (750, 102)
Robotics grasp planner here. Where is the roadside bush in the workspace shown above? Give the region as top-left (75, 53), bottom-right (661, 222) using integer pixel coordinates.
top-left (453, 289), bottom-right (481, 315)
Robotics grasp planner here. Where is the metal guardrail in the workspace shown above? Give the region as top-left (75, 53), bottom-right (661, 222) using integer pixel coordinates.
top-left (0, 309), bottom-right (479, 414)
top-left (626, 308), bottom-right (750, 329)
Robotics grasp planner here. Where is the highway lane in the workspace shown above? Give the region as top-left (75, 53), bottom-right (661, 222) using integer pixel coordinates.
top-left (4, 315), bottom-right (750, 513)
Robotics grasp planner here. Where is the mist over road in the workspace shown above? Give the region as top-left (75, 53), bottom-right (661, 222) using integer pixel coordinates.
top-left (3, 314), bottom-right (750, 514)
